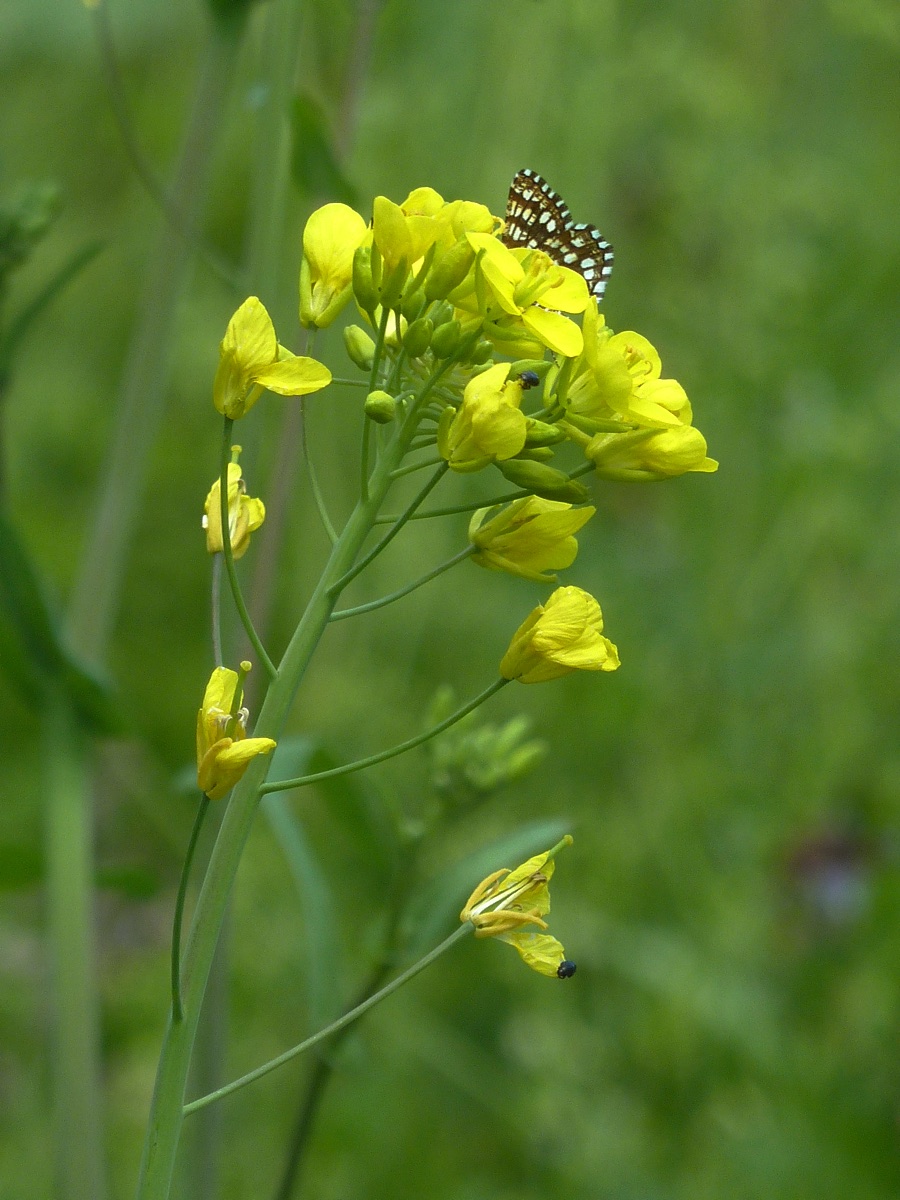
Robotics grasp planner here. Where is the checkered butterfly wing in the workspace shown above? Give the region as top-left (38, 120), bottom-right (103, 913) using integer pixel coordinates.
top-left (502, 168), bottom-right (614, 303)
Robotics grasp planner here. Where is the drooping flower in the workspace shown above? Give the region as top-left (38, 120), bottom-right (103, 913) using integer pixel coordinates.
top-left (213, 296), bottom-right (332, 420)
top-left (196, 665), bottom-right (276, 801)
top-left (299, 202), bottom-right (369, 328)
top-left (500, 585), bottom-right (620, 683)
top-left (437, 363), bottom-right (527, 472)
top-left (460, 836), bottom-right (576, 978)
top-left (469, 497), bottom-right (595, 583)
top-left (586, 425), bottom-right (718, 480)
top-left (202, 447), bottom-right (265, 559)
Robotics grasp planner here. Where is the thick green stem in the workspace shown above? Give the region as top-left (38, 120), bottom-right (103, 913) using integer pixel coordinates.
top-left (183, 925), bottom-right (472, 1116)
top-left (43, 692), bottom-right (106, 1200)
top-left (136, 412), bottom-right (419, 1199)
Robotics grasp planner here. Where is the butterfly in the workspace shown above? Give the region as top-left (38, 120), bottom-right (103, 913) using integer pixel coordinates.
top-left (502, 168), bottom-right (614, 303)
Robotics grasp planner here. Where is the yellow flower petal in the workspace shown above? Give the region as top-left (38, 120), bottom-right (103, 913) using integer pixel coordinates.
top-left (254, 355), bottom-right (332, 396)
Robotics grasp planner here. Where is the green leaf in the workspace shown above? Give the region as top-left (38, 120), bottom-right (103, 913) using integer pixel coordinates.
top-left (290, 93), bottom-right (357, 206)
top-left (403, 818), bottom-right (571, 959)
top-left (0, 843), bottom-right (42, 891)
top-left (0, 511), bottom-right (117, 733)
top-left (269, 735), bottom-right (399, 878)
top-left (262, 792), bottom-right (340, 1028)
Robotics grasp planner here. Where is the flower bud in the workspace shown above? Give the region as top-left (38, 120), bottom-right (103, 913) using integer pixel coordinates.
top-left (364, 390), bottom-right (397, 424)
top-left (509, 359), bottom-right (551, 382)
top-left (470, 339), bottom-right (494, 365)
top-left (497, 459), bottom-right (590, 503)
top-left (378, 257), bottom-right (409, 311)
top-left (402, 316), bottom-right (434, 358)
top-left (352, 245), bottom-right (379, 314)
top-left (431, 319), bottom-right (461, 359)
top-left (430, 300), bottom-right (455, 328)
top-left (515, 446), bottom-right (555, 462)
top-left (425, 238), bottom-right (476, 300)
top-left (343, 325), bottom-right (376, 371)
top-left (400, 288), bottom-right (427, 322)
top-left (524, 418), bottom-right (567, 448)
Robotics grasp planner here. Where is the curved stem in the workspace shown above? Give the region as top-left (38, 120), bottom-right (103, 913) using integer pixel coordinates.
top-left (329, 462), bottom-right (448, 594)
top-left (329, 545), bottom-right (474, 622)
top-left (184, 925), bottom-right (472, 1116)
top-left (219, 419), bottom-right (277, 679)
top-left (261, 677), bottom-right (508, 795)
top-left (171, 796), bottom-right (211, 1023)
top-left (300, 397), bottom-right (338, 545)
top-left (373, 486), bottom-right (529, 524)
top-left (390, 454), bottom-right (442, 479)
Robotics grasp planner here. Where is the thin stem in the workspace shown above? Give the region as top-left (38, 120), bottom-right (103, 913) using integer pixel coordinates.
top-left (329, 462), bottom-right (448, 594)
top-left (300, 397), bottom-right (338, 545)
top-left (390, 454), bottom-right (442, 479)
top-left (329, 545), bottom-right (474, 622)
top-left (373, 486), bottom-right (529, 524)
top-left (261, 677), bottom-right (508, 794)
top-left (184, 925), bottom-right (472, 1116)
top-left (211, 555), bottom-right (223, 666)
top-left (219, 419), bottom-right (277, 679)
top-left (361, 307), bottom-right (392, 501)
top-left (171, 796), bottom-right (211, 1023)
top-left (331, 377), bottom-right (370, 388)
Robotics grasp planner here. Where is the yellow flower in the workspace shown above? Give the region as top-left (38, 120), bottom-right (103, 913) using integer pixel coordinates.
top-left (299, 202), bottom-right (369, 328)
top-left (202, 447), bottom-right (265, 559)
top-left (500, 585), bottom-right (620, 683)
top-left (437, 363), bottom-right (528, 472)
top-left (566, 302), bottom-right (690, 428)
top-left (372, 195), bottom-right (446, 275)
top-left (462, 233), bottom-right (589, 358)
top-left (469, 497), bottom-right (595, 583)
top-left (460, 836), bottom-right (576, 978)
top-left (196, 665), bottom-right (276, 801)
top-left (586, 425), bottom-right (718, 480)
top-left (213, 296), bottom-right (332, 420)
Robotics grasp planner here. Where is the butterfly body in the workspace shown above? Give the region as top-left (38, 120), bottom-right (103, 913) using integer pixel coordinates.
top-left (502, 168), bottom-right (613, 304)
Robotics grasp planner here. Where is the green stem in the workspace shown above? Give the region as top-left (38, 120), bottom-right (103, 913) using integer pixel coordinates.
top-left (300, 397), bottom-right (338, 545)
top-left (390, 454), bottom-right (442, 478)
top-left (210, 555), bottom-right (223, 666)
top-left (329, 462), bottom-right (448, 593)
top-left (219, 419), bottom-right (277, 678)
top-left (136, 390), bottom-right (423, 1200)
top-left (373, 486), bottom-right (529, 524)
top-left (329, 545), bottom-right (474, 622)
top-left (43, 691), bottom-right (106, 1200)
top-left (261, 677), bottom-right (508, 794)
top-left (67, 18), bottom-right (244, 666)
top-left (171, 796), bottom-right (211, 1023)
top-left (184, 925), bottom-right (472, 1116)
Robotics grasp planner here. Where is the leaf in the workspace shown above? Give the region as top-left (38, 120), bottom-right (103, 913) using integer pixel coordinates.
top-left (0, 511), bottom-right (117, 733)
top-left (403, 817), bottom-right (572, 959)
top-left (290, 93), bottom-right (357, 206)
top-left (262, 792), bottom-right (340, 1027)
top-left (0, 843), bottom-right (42, 891)
top-left (269, 735), bottom-right (399, 878)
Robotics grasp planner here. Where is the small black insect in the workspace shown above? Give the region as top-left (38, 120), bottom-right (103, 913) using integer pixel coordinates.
top-left (518, 369), bottom-right (541, 390)
top-left (557, 960), bottom-right (577, 979)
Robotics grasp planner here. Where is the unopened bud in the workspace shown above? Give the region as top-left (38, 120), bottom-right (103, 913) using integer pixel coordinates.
top-left (524, 418), bottom-right (566, 448)
top-left (425, 239), bottom-right (476, 301)
top-left (431, 319), bottom-right (461, 359)
top-left (403, 317), bottom-right (434, 358)
top-left (352, 245), bottom-right (378, 314)
top-left (469, 339), bottom-right (494, 365)
top-left (497, 459), bottom-right (590, 503)
top-left (364, 390), bottom-right (397, 424)
top-left (343, 325), bottom-right (376, 371)
top-left (401, 289), bottom-right (427, 322)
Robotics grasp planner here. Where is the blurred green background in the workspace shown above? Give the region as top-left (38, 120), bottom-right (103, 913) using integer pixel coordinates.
top-left (2, 0), bottom-right (900, 1196)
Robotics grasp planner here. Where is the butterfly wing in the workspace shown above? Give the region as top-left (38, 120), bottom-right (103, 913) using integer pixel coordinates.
top-left (502, 168), bottom-right (614, 303)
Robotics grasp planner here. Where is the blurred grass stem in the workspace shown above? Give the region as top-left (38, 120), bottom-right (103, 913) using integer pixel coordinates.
top-left (171, 797), bottom-right (211, 1024)
top-left (43, 692), bottom-right (106, 1200)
